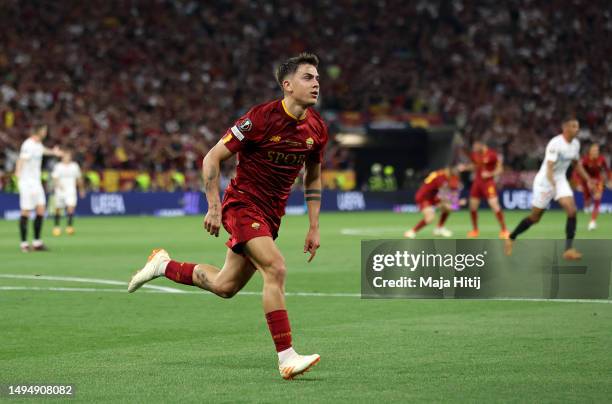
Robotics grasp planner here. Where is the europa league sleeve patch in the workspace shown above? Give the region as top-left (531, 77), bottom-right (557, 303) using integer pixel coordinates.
top-left (238, 118), bottom-right (252, 132)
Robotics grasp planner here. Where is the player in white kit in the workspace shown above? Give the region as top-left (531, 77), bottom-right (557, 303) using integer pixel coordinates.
top-left (52, 150), bottom-right (85, 236)
top-left (15, 125), bottom-right (62, 252)
top-left (504, 117), bottom-right (594, 260)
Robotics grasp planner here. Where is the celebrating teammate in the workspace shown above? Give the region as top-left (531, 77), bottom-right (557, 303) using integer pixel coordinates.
top-left (464, 141), bottom-right (509, 239)
top-left (404, 167), bottom-right (461, 239)
top-left (15, 124), bottom-right (62, 252)
top-left (573, 144), bottom-right (611, 230)
top-left (128, 53), bottom-right (327, 380)
top-left (51, 150), bottom-right (85, 236)
top-left (505, 117), bottom-right (593, 260)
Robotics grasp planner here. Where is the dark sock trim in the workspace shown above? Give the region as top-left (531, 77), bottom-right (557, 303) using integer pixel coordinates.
top-left (19, 216), bottom-right (28, 242)
top-left (510, 217), bottom-right (534, 240)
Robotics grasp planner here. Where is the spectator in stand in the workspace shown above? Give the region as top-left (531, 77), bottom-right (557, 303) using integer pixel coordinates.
top-left (0, 0), bottom-right (610, 190)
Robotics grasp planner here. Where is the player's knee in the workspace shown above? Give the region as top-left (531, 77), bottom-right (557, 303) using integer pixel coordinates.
top-left (216, 283), bottom-right (239, 299)
top-left (566, 207), bottom-right (577, 218)
top-left (262, 257), bottom-right (287, 285)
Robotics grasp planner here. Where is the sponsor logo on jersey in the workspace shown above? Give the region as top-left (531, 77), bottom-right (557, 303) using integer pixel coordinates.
top-left (306, 137), bottom-right (314, 149)
top-left (251, 222), bottom-right (260, 229)
top-left (269, 135), bottom-right (281, 142)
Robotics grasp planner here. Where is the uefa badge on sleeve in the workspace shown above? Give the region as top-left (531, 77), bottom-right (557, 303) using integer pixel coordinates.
top-left (238, 118), bottom-right (252, 132)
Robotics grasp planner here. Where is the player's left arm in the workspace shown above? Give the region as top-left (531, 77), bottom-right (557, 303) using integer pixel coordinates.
top-left (573, 159), bottom-right (594, 189)
top-left (77, 177), bottom-right (86, 198)
top-left (303, 159), bottom-right (322, 263)
top-left (43, 145), bottom-right (63, 157)
top-left (491, 157), bottom-right (503, 178)
top-left (603, 157), bottom-right (612, 188)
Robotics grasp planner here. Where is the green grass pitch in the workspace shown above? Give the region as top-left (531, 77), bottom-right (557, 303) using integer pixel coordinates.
top-left (1, 210), bottom-right (611, 402)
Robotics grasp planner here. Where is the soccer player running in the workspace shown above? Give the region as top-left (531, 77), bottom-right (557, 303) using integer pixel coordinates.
top-left (575, 144), bottom-right (611, 231)
top-left (404, 167), bottom-right (461, 239)
top-left (51, 150), bottom-right (86, 236)
top-left (128, 53), bottom-right (327, 380)
top-left (464, 141), bottom-right (509, 239)
top-left (504, 117), bottom-right (594, 260)
top-left (15, 124), bottom-right (62, 252)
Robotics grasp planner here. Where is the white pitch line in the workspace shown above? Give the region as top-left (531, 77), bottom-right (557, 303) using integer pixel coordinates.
top-left (0, 274), bottom-right (186, 293)
top-left (0, 274), bottom-right (611, 303)
top-left (0, 286), bottom-right (161, 293)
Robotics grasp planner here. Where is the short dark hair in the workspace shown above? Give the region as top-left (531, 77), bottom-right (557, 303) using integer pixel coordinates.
top-left (31, 123), bottom-right (48, 135)
top-left (275, 53), bottom-right (319, 88)
top-left (562, 115), bottom-right (577, 124)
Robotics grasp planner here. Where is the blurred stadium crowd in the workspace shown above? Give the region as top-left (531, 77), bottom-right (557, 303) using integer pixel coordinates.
top-left (0, 0), bottom-right (610, 191)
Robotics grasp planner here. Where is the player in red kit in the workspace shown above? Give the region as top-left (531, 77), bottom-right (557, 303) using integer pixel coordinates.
top-left (464, 141), bottom-right (509, 239)
top-left (574, 144), bottom-right (611, 230)
top-left (404, 167), bottom-right (461, 238)
top-left (128, 54), bottom-right (327, 380)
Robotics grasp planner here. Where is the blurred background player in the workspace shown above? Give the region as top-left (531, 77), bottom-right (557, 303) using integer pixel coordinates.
top-left (15, 124), bottom-right (62, 252)
top-left (127, 53), bottom-right (326, 380)
top-left (573, 144), bottom-right (611, 231)
top-left (464, 141), bottom-right (509, 239)
top-left (505, 118), bottom-right (593, 260)
top-left (404, 166), bottom-right (461, 239)
top-left (52, 150), bottom-right (86, 236)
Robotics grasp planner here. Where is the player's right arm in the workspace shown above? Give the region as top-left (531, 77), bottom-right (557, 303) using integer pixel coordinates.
top-left (543, 140), bottom-right (558, 190)
top-left (546, 160), bottom-right (555, 191)
top-left (15, 158), bottom-right (23, 180)
top-left (202, 140), bottom-right (235, 237)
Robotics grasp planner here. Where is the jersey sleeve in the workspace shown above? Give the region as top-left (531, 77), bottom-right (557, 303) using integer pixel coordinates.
top-left (580, 155), bottom-right (589, 166)
top-left (602, 157), bottom-right (611, 180)
top-left (307, 122), bottom-right (329, 164)
top-left (19, 141), bottom-right (33, 160)
top-left (491, 150), bottom-right (499, 165)
top-left (220, 106), bottom-right (268, 153)
top-left (544, 139), bottom-right (559, 162)
top-left (573, 140), bottom-right (581, 161)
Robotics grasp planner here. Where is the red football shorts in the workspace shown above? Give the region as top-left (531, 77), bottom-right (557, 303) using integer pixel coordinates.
top-left (415, 190), bottom-right (440, 210)
top-left (221, 192), bottom-right (280, 255)
top-left (581, 179), bottom-right (604, 201)
top-left (470, 178), bottom-right (497, 199)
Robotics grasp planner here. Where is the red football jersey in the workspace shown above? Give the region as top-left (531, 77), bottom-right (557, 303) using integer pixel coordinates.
top-left (221, 99), bottom-right (328, 218)
top-left (470, 149), bottom-right (498, 181)
top-left (581, 155), bottom-right (610, 181)
top-left (417, 170), bottom-right (459, 200)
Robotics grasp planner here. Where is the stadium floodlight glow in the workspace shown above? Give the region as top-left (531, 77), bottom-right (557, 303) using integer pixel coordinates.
top-left (336, 133), bottom-right (366, 146)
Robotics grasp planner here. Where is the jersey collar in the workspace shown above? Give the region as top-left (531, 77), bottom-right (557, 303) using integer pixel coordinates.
top-left (281, 99), bottom-right (307, 121)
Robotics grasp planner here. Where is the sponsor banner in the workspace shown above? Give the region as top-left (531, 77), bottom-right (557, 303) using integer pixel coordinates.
top-left (1, 189), bottom-right (610, 219)
top-left (362, 239), bottom-right (612, 299)
top-left (0, 192), bottom-right (206, 219)
top-left (500, 189), bottom-right (612, 211)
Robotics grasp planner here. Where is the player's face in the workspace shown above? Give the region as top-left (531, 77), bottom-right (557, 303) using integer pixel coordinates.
top-left (563, 120), bottom-right (579, 138)
top-left (35, 126), bottom-right (48, 140)
top-left (286, 64), bottom-right (320, 107)
top-left (589, 144), bottom-right (599, 158)
top-left (62, 153), bottom-right (72, 163)
top-left (472, 142), bottom-right (483, 153)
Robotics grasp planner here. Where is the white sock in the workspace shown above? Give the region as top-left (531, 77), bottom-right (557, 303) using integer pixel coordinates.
top-left (154, 259), bottom-right (170, 277)
top-left (20, 241), bottom-right (29, 248)
top-left (32, 239), bottom-right (43, 247)
top-left (278, 347), bottom-right (296, 363)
